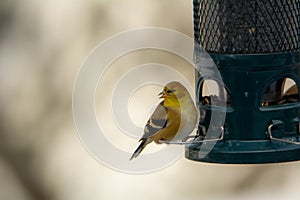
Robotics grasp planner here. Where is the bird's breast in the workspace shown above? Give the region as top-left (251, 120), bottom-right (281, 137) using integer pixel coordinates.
top-left (172, 106), bottom-right (198, 141)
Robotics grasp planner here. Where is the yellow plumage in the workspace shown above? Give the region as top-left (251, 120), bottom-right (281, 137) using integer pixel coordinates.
top-left (130, 81), bottom-right (198, 160)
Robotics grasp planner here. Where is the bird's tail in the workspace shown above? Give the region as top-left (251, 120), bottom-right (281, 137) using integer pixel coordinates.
top-left (130, 138), bottom-right (150, 160)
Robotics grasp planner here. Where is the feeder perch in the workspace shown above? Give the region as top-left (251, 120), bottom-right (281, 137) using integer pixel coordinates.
top-left (185, 0), bottom-right (300, 163)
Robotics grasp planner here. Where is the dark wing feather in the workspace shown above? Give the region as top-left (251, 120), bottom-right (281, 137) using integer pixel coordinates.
top-left (141, 101), bottom-right (167, 139)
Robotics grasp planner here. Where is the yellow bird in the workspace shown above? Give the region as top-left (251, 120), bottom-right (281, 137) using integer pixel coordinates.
top-left (130, 81), bottom-right (198, 160)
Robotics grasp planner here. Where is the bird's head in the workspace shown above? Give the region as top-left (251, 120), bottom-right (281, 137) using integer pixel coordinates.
top-left (159, 81), bottom-right (191, 107)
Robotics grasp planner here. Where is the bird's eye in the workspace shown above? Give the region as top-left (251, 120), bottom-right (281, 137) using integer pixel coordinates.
top-left (167, 89), bottom-right (175, 93)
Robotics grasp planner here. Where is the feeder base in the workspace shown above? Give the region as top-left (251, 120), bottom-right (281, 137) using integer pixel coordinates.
top-left (185, 140), bottom-right (300, 164)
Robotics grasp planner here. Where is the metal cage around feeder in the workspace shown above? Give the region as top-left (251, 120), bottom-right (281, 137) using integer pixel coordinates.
top-left (184, 0), bottom-right (300, 164)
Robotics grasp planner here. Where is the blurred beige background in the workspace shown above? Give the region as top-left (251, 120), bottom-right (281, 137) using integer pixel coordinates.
top-left (1, 0), bottom-right (300, 200)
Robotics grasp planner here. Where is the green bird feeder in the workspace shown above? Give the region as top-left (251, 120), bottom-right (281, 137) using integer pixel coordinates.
top-left (185, 0), bottom-right (300, 163)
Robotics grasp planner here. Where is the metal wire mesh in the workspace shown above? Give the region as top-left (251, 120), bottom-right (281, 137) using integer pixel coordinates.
top-left (193, 0), bottom-right (300, 54)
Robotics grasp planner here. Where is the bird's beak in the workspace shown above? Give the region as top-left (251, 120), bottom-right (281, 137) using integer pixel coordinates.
top-left (158, 91), bottom-right (166, 98)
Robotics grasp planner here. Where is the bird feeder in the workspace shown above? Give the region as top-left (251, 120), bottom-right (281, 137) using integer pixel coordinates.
top-left (185, 0), bottom-right (300, 163)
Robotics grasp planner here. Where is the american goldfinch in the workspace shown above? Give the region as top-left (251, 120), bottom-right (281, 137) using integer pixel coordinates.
top-left (130, 81), bottom-right (198, 160)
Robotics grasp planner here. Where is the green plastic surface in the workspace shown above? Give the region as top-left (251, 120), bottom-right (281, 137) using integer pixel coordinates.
top-left (185, 52), bottom-right (300, 164)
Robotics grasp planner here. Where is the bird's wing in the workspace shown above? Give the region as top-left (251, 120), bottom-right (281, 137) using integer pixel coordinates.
top-left (141, 101), bottom-right (168, 139)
